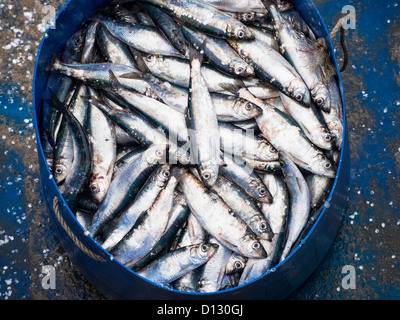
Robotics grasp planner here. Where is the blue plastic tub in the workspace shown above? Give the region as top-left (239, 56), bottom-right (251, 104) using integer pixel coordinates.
top-left (33, 0), bottom-right (350, 300)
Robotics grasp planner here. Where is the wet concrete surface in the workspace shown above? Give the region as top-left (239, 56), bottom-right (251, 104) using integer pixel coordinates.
top-left (0, 0), bottom-right (399, 300)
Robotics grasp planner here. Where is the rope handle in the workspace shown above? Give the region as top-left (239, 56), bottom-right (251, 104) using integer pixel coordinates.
top-left (330, 17), bottom-right (349, 73)
top-left (53, 197), bottom-right (106, 262)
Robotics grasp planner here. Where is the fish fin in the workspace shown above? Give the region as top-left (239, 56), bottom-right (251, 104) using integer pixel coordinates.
top-left (119, 71), bottom-right (143, 79)
top-left (108, 69), bottom-right (123, 89)
top-left (129, 48), bottom-right (151, 74)
top-left (219, 80), bottom-right (245, 96)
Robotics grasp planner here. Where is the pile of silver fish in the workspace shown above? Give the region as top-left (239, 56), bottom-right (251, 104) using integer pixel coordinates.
top-left (40, 0), bottom-right (344, 292)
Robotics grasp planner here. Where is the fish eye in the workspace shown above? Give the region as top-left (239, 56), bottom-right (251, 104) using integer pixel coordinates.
top-left (324, 162), bottom-right (331, 169)
top-left (245, 13), bottom-right (254, 20)
top-left (235, 66), bottom-right (245, 75)
top-left (162, 170), bottom-right (170, 178)
top-left (279, 160), bottom-right (286, 168)
top-left (55, 167), bottom-right (63, 174)
top-left (324, 133), bottom-right (332, 142)
top-left (234, 261), bottom-right (243, 269)
top-left (316, 97), bottom-right (325, 105)
top-left (258, 187), bottom-right (267, 196)
top-left (90, 185), bottom-right (99, 193)
top-left (245, 102), bottom-right (254, 110)
top-left (146, 55), bottom-right (154, 62)
top-left (269, 145), bottom-right (278, 153)
top-left (201, 244), bottom-right (209, 252)
top-left (236, 29), bottom-right (245, 38)
top-left (202, 171), bottom-right (212, 180)
top-left (295, 93), bottom-right (303, 102)
top-left (260, 222), bottom-right (268, 231)
top-left (155, 149), bottom-right (164, 157)
top-left (252, 242), bottom-right (261, 250)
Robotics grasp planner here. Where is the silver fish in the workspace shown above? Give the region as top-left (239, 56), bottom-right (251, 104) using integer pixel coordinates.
top-left (112, 166), bottom-right (186, 268)
top-left (53, 84), bottom-right (89, 185)
top-left (306, 173), bottom-right (334, 211)
top-left (89, 143), bottom-right (169, 237)
top-left (133, 52), bottom-right (267, 94)
top-left (279, 93), bottom-right (333, 151)
top-left (211, 175), bottom-right (274, 241)
top-left (172, 213), bottom-right (207, 292)
top-left (219, 154), bottom-right (273, 203)
top-left (101, 164), bottom-right (172, 251)
top-left (180, 172), bottom-right (267, 258)
top-left (87, 88), bottom-right (117, 204)
top-left (131, 192), bottom-right (191, 271)
top-left (51, 59), bottom-right (157, 98)
top-left (143, 74), bottom-right (263, 122)
top-left (145, 4), bottom-right (187, 55)
top-left (219, 122), bottom-right (279, 161)
top-left (266, 2), bottom-right (331, 112)
top-left (94, 94), bottom-right (191, 165)
top-left (239, 173), bottom-right (289, 285)
top-left (140, 0), bottom-right (254, 40)
top-left (186, 45), bottom-right (221, 187)
top-left (279, 152), bottom-right (310, 262)
top-left (239, 89), bottom-right (336, 178)
top-left (197, 236), bottom-right (232, 293)
top-left (181, 26), bottom-right (255, 78)
top-left (321, 79), bottom-right (344, 150)
top-left (137, 243), bottom-right (218, 286)
top-left (96, 24), bottom-right (137, 67)
top-left (228, 27), bottom-right (311, 106)
top-left (92, 15), bottom-right (185, 57)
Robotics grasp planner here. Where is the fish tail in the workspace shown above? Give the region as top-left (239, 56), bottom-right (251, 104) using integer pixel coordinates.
top-left (188, 40), bottom-right (206, 65)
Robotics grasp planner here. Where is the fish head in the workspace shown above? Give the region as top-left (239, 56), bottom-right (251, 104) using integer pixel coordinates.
top-left (200, 164), bottom-right (219, 188)
top-left (288, 78), bottom-right (311, 107)
top-left (143, 144), bottom-right (169, 165)
top-left (90, 177), bottom-right (110, 204)
top-left (54, 163), bottom-right (69, 184)
top-left (238, 234), bottom-right (267, 259)
top-left (142, 53), bottom-right (162, 70)
top-left (310, 153), bottom-right (337, 178)
top-left (226, 254), bottom-right (247, 274)
top-left (312, 84), bottom-right (331, 112)
top-left (249, 178), bottom-right (273, 203)
top-left (154, 164), bottom-right (172, 187)
top-left (230, 59), bottom-right (255, 78)
top-left (226, 21), bottom-right (254, 40)
top-left (249, 215), bottom-right (274, 241)
top-left (316, 127), bottom-right (334, 151)
top-left (256, 136), bottom-right (279, 161)
top-left (239, 12), bottom-right (257, 23)
top-left (190, 243), bottom-right (219, 264)
top-left (233, 99), bottom-right (263, 119)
